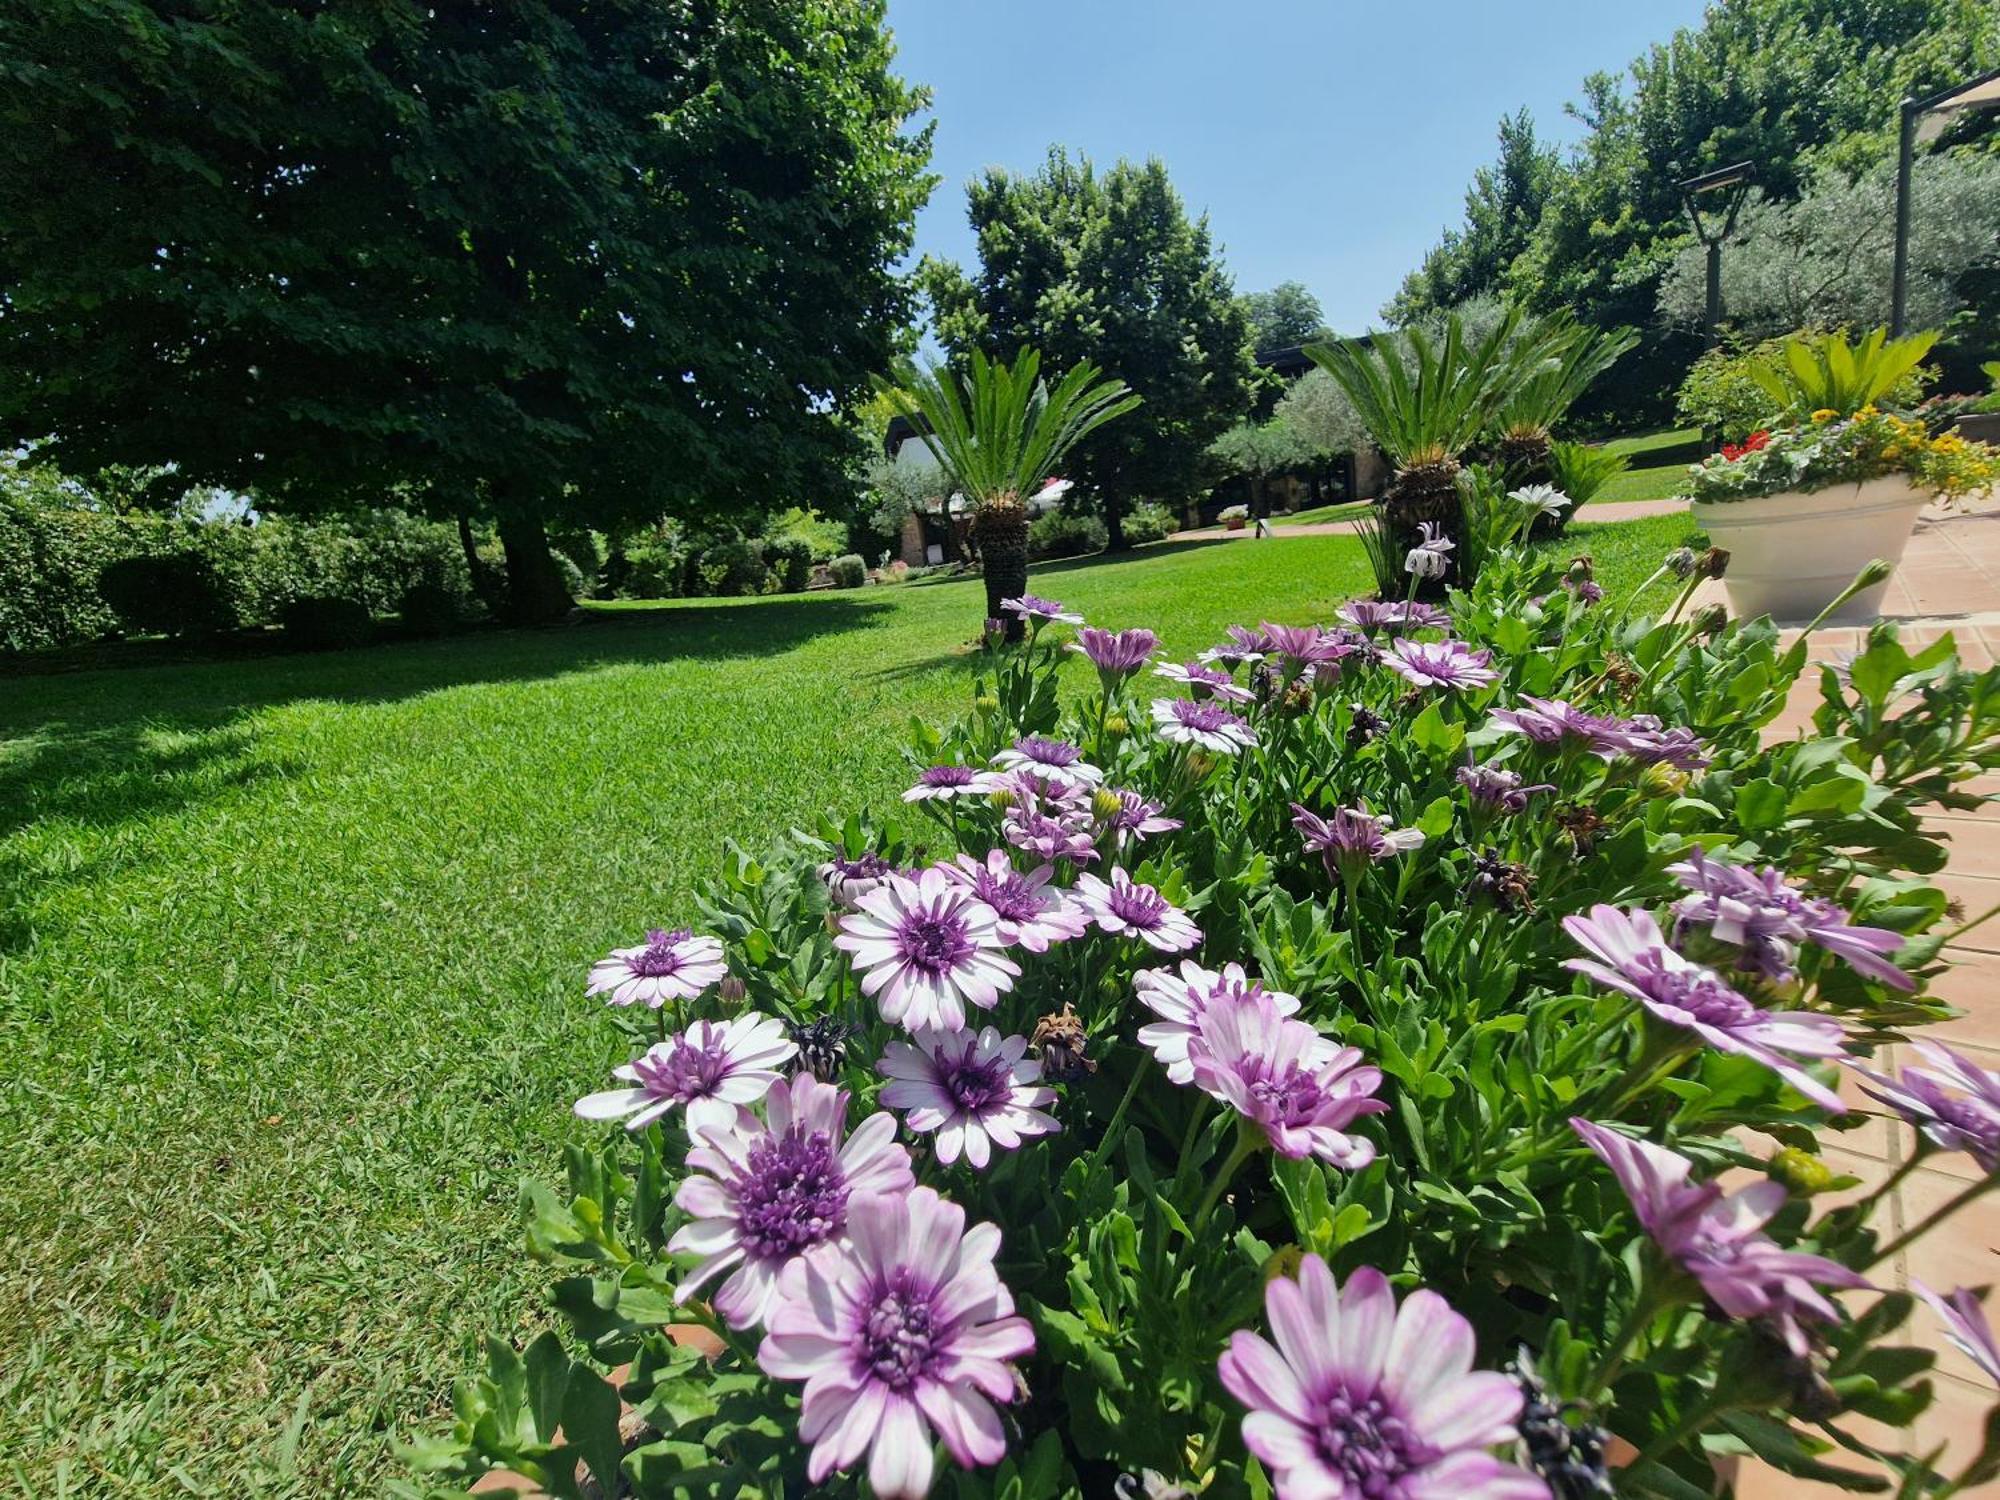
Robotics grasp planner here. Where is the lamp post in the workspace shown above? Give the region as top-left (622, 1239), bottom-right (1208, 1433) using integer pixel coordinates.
top-left (1892, 66), bottom-right (2000, 337)
top-left (1677, 162), bottom-right (1754, 352)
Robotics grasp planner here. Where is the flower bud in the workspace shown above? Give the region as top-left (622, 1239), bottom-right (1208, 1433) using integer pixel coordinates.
top-left (982, 617), bottom-right (1006, 648)
top-left (1090, 786), bottom-right (1125, 822)
top-left (974, 693), bottom-right (1001, 715)
top-left (1639, 763), bottom-right (1690, 798)
top-left (1768, 1146), bottom-right (1836, 1195)
top-left (1262, 1245), bottom-right (1306, 1284)
top-left (717, 975), bottom-right (748, 1005)
top-left (987, 786), bottom-right (1016, 811)
top-left (1185, 751), bottom-right (1216, 779)
top-left (1698, 546), bottom-right (1731, 580)
top-left (1103, 713), bottom-right (1129, 737)
top-left (1666, 546), bottom-right (1698, 579)
top-left (1850, 557), bottom-right (1894, 591)
top-left (1690, 603), bottom-right (1728, 639)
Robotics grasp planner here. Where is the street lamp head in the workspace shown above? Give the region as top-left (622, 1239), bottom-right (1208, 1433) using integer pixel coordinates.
top-left (1678, 161), bottom-right (1754, 246)
top-left (1908, 65), bottom-right (2000, 144)
top-left (1678, 161), bottom-right (1754, 196)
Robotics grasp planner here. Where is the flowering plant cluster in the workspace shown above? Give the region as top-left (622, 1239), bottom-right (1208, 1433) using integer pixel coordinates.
top-left (411, 544), bottom-right (2000, 1499)
top-left (1688, 406), bottom-right (2000, 505)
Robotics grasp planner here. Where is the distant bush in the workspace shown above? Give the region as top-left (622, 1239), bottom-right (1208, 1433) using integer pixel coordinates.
top-left (397, 581), bottom-right (462, 637)
top-left (623, 542), bottom-right (683, 599)
top-left (550, 548), bottom-right (587, 602)
top-left (828, 553), bottom-right (867, 588)
top-left (1028, 510), bottom-right (1106, 560)
top-left (764, 535), bottom-right (816, 592)
top-left (697, 539), bottom-right (771, 597)
top-left (281, 594), bottom-right (373, 650)
top-left (763, 506), bottom-right (847, 561)
top-left (1123, 502), bottom-right (1176, 546)
top-left (98, 551), bottom-right (240, 638)
top-left (1, 480), bottom-right (128, 650)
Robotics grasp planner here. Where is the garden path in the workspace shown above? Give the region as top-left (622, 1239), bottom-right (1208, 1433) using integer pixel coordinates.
top-left (1170, 494), bottom-right (1688, 542)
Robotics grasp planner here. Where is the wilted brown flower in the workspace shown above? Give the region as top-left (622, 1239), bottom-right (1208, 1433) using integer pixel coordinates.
top-left (1031, 1002), bottom-right (1095, 1081)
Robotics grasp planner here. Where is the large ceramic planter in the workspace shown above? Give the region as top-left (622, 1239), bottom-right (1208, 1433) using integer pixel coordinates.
top-left (1690, 476), bottom-right (1926, 625)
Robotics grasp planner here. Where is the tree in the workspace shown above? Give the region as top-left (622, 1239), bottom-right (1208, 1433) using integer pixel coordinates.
top-left (1239, 282), bottom-right (1329, 356)
top-left (921, 149), bottom-right (1257, 550)
top-left (0, 0), bottom-right (934, 621)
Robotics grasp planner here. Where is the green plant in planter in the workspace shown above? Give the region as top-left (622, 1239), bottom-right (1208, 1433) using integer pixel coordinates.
top-left (877, 349), bottom-right (1140, 641)
top-left (1748, 326), bottom-right (1938, 420)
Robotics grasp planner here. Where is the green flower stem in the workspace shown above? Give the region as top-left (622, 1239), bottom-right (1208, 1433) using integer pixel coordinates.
top-left (1192, 1127), bottom-right (1261, 1235)
top-left (1083, 1057), bottom-right (1151, 1176)
top-left (1868, 1172), bottom-right (1999, 1269)
top-left (1582, 1281), bottom-right (1680, 1404)
top-left (1631, 1385), bottom-right (1750, 1469)
top-left (1824, 1145), bottom-right (1928, 1238)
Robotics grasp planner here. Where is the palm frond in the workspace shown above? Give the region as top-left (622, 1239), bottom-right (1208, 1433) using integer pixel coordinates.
top-left (1496, 318), bottom-right (1639, 438)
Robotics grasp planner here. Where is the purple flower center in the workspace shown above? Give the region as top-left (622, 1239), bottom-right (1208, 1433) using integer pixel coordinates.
top-left (1172, 700), bottom-right (1234, 731)
top-left (862, 1277), bottom-right (938, 1390)
top-left (1108, 882), bottom-right (1168, 930)
top-left (941, 1051), bottom-right (1014, 1113)
top-left (829, 853), bottom-right (893, 881)
top-left (631, 929), bottom-right (694, 977)
top-left (1315, 1390), bottom-right (1420, 1492)
top-left (1644, 962), bottom-right (1761, 1029)
top-left (641, 1039), bottom-right (731, 1100)
top-left (1017, 737), bottom-right (1081, 767)
top-left (921, 766), bottom-right (976, 788)
top-left (973, 871), bottom-right (1040, 923)
top-left (1248, 1064), bottom-right (1326, 1127)
top-left (899, 910), bottom-right (975, 974)
top-left (737, 1128), bottom-right (847, 1259)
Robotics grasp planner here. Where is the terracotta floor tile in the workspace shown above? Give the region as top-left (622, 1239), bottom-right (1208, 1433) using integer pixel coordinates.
top-left (1924, 949), bottom-right (2000, 1052)
top-left (1909, 1371), bottom-right (2000, 1477)
top-left (1892, 1165), bottom-right (2000, 1295)
top-left (1935, 873), bottom-right (2000, 952)
top-left (1929, 822), bottom-right (2000, 880)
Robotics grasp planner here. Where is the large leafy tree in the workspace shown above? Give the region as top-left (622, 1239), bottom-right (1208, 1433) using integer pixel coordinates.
top-left (920, 149), bottom-right (1257, 550)
top-left (0, 0), bottom-right (934, 620)
top-left (1238, 281), bottom-right (1330, 357)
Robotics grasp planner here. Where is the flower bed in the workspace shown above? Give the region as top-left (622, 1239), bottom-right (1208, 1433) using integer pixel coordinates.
top-left (408, 545), bottom-right (2000, 1499)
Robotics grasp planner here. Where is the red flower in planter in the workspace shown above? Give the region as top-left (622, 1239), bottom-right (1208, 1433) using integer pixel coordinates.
top-left (1720, 430), bottom-right (1770, 462)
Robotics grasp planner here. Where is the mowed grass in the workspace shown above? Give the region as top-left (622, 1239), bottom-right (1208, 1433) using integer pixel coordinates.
top-left (0, 537), bottom-right (1377, 1496)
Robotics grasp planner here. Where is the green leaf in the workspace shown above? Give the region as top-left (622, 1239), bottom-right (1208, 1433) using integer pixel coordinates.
top-left (1734, 777), bottom-right (1788, 832)
top-left (561, 1367), bottom-right (625, 1496)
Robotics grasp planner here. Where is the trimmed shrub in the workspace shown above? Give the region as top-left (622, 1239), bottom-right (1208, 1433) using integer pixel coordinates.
top-left (98, 551), bottom-right (239, 638)
top-left (763, 535), bottom-right (815, 593)
top-left (280, 594), bottom-right (373, 651)
top-left (0, 487), bottom-right (126, 651)
top-left (1122, 502), bottom-right (1176, 546)
top-left (763, 506), bottom-right (847, 561)
top-left (1027, 510), bottom-right (1107, 560)
top-left (623, 543), bottom-right (682, 599)
top-left (550, 548), bottom-right (588, 602)
top-left (828, 553), bottom-right (867, 588)
top-left (698, 539), bottom-right (771, 597)
top-left (397, 582), bottom-right (462, 637)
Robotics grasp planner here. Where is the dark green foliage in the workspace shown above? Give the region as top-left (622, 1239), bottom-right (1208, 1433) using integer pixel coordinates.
top-left (0, 0), bottom-right (934, 618)
top-left (763, 536), bottom-right (816, 594)
top-left (828, 554), bottom-right (868, 589)
top-left (921, 150), bottom-right (1257, 548)
top-left (696, 540), bottom-right (771, 598)
top-left (97, 553), bottom-right (239, 639)
top-left (1121, 502), bottom-right (1178, 546)
top-left (1028, 509), bottom-right (1109, 560)
top-left (0, 480), bottom-right (130, 651)
top-left (396, 582), bottom-right (462, 638)
top-left (280, 595), bottom-right (373, 652)
top-left (1239, 281), bottom-right (1330, 355)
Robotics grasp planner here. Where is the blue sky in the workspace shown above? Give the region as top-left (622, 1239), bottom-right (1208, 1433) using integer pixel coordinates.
top-left (885, 0), bottom-right (1711, 334)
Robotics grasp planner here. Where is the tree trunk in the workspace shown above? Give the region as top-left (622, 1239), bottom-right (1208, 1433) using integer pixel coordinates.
top-left (496, 509), bottom-right (575, 625)
top-left (456, 512), bottom-right (509, 618)
top-left (1103, 488), bottom-right (1127, 552)
top-left (974, 495), bottom-right (1031, 643)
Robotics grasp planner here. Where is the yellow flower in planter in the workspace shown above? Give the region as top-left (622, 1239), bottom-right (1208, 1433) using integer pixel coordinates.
top-left (1810, 408), bottom-right (1837, 423)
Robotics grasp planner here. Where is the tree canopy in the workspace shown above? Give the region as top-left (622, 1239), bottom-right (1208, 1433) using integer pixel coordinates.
top-left (1239, 282), bottom-right (1330, 356)
top-left (919, 148), bottom-right (1257, 548)
top-left (0, 0), bottom-right (934, 617)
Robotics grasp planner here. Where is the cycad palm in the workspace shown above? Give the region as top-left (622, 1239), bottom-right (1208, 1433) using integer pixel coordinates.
top-left (876, 349), bottom-right (1140, 637)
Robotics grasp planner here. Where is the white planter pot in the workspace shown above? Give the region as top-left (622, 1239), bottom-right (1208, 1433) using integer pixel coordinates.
top-left (1690, 477), bottom-right (1926, 625)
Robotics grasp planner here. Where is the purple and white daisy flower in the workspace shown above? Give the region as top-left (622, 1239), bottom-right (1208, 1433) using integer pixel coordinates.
top-left (902, 764), bottom-right (997, 803)
top-left (1668, 848), bottom-right (1912, 989)
top-left (1135, 960), bottom-right (1308, 1084)
top-left (1851, 1041), bottom-right (2000, 1173)
top-left (991, 736), bottom-right (1103, 791)
top-left (1070, 625), bottom-right (1159, 678)
top-left (879, 1026), bottom-right (1059, 1169)
top-left (1199, 624), bottom-right (1274, 669)
top-left (1457, 763), bottom-right (1554, 815)
top-left (1509, 483), bottom-right (1572, 521)
top-left (1258, 621), bottom-right (1352, 671)
top-left (587, 927), bottom-right (729, 1009)
top-left (1488, 696), bottom-right (1622, 756)
top-left (1099, 788), bottom-right (1184, 850)
top-left (574, 1013), bottom-right (796, 1134)
top-left (834, 868), bottom-right (1022, 1034)
top-left (1405, 521), bottom-right (1455, 579)
top-left (819, 851), bottom-right (900, 907)
top-left (1189, 992), bottom-right (1385, 1166)
top-left (1154, 659), bottom-right (1256, 703)
top-left (1572, 1119), bottom-right (1868, 1356)
top-left (758, 1186), bottom-right (1036, 1499)
top-left (1337, 599), bottom-right (1452, 634)
top-left (938, 849), bottom-right (1088, 952)
top-left (670, 1073), bottom-right (915, 1329)
top-left (1002, 804), bottom-right (1100, 865)
top-left (1915, 1281), bottom-right (2000, 1387)
top-left (1608, 714), bottom-right (1710, 771)
top-left (1219, 1255), bottom-right (1542, 1500)
top-left (1562, 904), bottom-right (1849, 1113)
top-left (1073, 867), bottom-right (1202, 952)
top-left (1001, 594), bottom-right (1083, 626)
top-left (1151, 697), bottom-right (1258, 754)
top-left (1291, 803), bottom-right (1425, 879)
top-left (1385, 638), bottom-right (1500, 691)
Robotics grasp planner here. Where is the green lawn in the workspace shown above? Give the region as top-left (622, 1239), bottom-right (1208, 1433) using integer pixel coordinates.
top-left (1601, 424), bottom-right (1700, 461)
top-left (0, 519), bottom-right (1701, 1496)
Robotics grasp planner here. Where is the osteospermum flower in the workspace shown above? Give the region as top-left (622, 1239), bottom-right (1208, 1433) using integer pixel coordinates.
top-left (879, 1026), bottom-right (1059, 1168)
top-left (1200, 624), bottom-right (1274, 669)
top-left (1073, 867), bottom-right (1202, 952)
top-left (1135, 960), bottom-right (1308, 1084)
top-left (574, 1013), bottom-right (796, 1134)
top-left (1571, 1119), bottom-right (1868, 1356)
top-left (1154, 659), bottom-right (1256, 702)
top-left (902, 764), bottom-right (995, 803)
top-left (1915, 1282), bottom-right (2000, 1387)
top-left (991, 736), bottom-right (1103, 791)
top-left (1152, 697), bottom-right (1258, 754)
top-left (1291, 803), bottom-right (1425, 879)
top-left (1405, 521), bottom-right (1454, 579)
top-left (1099, 787), bottom-right (1184, 850)
top-left (1190, 992), bottom-right (1384, 1165)
top-left (1563, 904), bottom-right (1848, 1113)
top-left (1851, 1041), bottom-right (2000, 1173)
top-left (1001, 594), bottom-right (1083, 626)
top-left (1219, 1255), bottom-right (1541, 1500)
top-left (1669, 848), bottom-right (1912, 988)
top-left (938, 850), bottom-right (1088, 952)
top-left (1457, 763), bottom-right (1553, 815)
top-left (1489, 695), bottom-right (1622, 756)
top-left (1003, 804), bottom-right (1100, 865)
top-left (820, 852), bottom-right (900, 907)
top-left (587, 927), bottom-right (729, 1008)
top-left (1608, 714), bottom-right (1710, 771)
top-left (1386, 638), bottom-right (1499, 691)
top-left (1509, 483), bottom-right (1573, 521)
top-left (1070, 625), bottom-right (1159, 677)
top-left (758, 1186), bottom-right (1036, 1499)
top-left (1337, 599), bottom-right (1452, 634)
top-left (671, 1074), bottom-right (915, 1328)
top-left (835, 869), bottom-right (1022, 1034)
